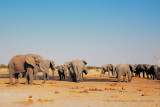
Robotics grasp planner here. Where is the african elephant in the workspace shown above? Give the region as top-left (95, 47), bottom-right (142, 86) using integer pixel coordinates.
top-left (149, 65), bottom-right (160, 80)
top-left (135, 64), bottom-right (151, 78)
top-left (58, 65), bottom-right (67, 80)
top-left (69, 59), bottom-right (88, 82)
top-left (116, 64), bottom-right (135, 82)
top-left (100, 64), bottom-right (115, 77)
top-left (34, 60), bottom-right (55, 80)
top-left (8, 54), bottom-right (45, 85)
top-left (63, 61), bottom-right (71, 78)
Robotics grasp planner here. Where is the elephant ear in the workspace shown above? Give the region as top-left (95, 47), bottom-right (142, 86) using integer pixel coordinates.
top-left (82, 60), bottom-right (87, 65)
top-left (50, 60), bottom-right (55, 70)
top-left (25, 55), bottom-right (36, 67)
top-left (129, 65), bottom-right (134, 72)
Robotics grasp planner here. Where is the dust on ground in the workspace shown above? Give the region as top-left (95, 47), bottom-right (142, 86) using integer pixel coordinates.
top-left (0, 69), bottom-right (159, 107)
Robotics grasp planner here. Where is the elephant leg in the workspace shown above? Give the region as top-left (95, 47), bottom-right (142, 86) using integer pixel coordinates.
top-left (27, 68), bottom-right (34, 85)
top-left (52, 71), bottom-right (54, 80)
top-left (111, 71), bottom-right (114, 75)
top-left (35, 75), bottom-right (39, 80)
top-left (108, 71), bottom-right (110, 76)
top-left (153, 74), bottom-right (155, 80)
top-left (139, 73), bottom-right (141, 78)
top-left (42, 71), bottom-right (46, 84)
top-left (46, 70), bottom-right (49, 80)
top-left (45, 73), bottom-right (48, 80)
top-left (117, 73), bottom-right (121, 82)
top-left (64, 75), bottom-right (65, 81)
top-left (79, 73), bottom-right (83, 81)
top-left (143, 71), bottom-right (145, 78)
top-left (59, 75), bottom-right (61, 80)
top-left (9, 69), bottom-right (14, 84)
top-left (123, 75), bottom-right (126, 82)
top-left (147, 74), bottom-right (149, 79)
top-left (15, 73), bottom-right (19, 84)
top-left (128, 72), bottom-right (131, 82)
top-left (69, 72), bottom-right (72, 81)
top-left (25, 72), bottom-right (29, 85)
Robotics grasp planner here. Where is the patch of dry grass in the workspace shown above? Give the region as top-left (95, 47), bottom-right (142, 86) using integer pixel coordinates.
top-left (0, 68), bottom-right (8, 73)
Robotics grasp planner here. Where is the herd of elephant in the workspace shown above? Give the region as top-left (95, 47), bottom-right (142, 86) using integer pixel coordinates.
top-left (8, 54), bottom-right (160, 85)
top-left (101, 64), bottom-right (160, 82)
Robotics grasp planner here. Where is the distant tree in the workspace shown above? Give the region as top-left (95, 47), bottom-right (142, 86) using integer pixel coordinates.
top-left (86, 66), bottom-right (101, 69)
top-left (0, 64), bottom-right (8, 68)
top-left (153, 56), bottom-right (160, 67)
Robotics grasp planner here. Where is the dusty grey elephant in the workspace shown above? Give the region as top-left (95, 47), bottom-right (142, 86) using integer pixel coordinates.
top-left (58, 65), bottom-right (67, 80)
top-left (116, 64), bottom-right (135, 82)
top-left (100, 64), bottom-right (115, 77)
top-left (8, 54), bottom-right (45, 85)
top-left (135, 64), bottom-right (151, 78)
top-left (34, 60), bottom-right (55, 80)
top-left (149, 65), bottom-right (160, 80)
top-left (69, 59), bottom-right (88, 82)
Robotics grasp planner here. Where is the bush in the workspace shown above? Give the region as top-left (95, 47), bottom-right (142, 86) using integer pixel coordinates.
top-left (86, 66), bottom-right (101, 69)
top-left (0, 64), bottom-right (8, 68)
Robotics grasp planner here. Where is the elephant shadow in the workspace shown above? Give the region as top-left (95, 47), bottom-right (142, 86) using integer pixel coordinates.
top-left (0, 74), bottom-right (9, 78)
top-left (83, 78), bottom-right (117, 82)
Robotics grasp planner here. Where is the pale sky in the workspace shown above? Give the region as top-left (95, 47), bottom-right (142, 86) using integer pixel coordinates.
top-left (0, 0), bottom-right (160, 66)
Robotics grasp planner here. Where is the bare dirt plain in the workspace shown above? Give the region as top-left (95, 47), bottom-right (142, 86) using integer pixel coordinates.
top-left (0, 69), bottom-right (160, 107)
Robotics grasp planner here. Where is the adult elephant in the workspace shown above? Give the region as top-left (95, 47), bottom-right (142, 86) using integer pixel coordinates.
top-left (8, 54), bottom-right (45, 85)
top-left (34, 60), bottom-right (55, 80)
top-left (135, 64), bottom-right (151, 78)
top-left (116, 64), bottom-right (135, 82)
top-left (150, 65), bottom-right (160, 80)
top-left (100, 64), bottom-right (115, 77)
top-left (69, 59), bottom-right (88, 82)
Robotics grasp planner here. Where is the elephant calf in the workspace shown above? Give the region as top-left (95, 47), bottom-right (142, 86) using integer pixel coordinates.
top-left (100, 64), bottom-right (115, 77)
top-left (58, 65), bottom-right (67, 81)
top-left (116, 64), bottom-right (135, 82)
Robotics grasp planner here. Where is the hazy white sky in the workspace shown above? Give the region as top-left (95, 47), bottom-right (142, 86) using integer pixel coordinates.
top-left (0, 0), bottom-right (160, 66)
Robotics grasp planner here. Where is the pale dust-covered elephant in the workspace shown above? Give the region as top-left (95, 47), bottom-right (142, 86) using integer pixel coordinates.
top-left (69, 59), bottom-right (88, 82)
top-left (116, 64), bottom-right (135, 82)
top-left (8, 54), bottom-right (45, 85)
top-left (100, 64), bottom-right (115, 77)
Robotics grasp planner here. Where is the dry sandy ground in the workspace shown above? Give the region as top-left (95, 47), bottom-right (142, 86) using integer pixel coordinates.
top-left (0, 69), bottom-right (160, 107)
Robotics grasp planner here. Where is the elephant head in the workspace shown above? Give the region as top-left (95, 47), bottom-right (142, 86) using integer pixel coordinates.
top-left (129, 64), bottom-right (136, 78)
top-left (63, 61), bottom-right (71, 74)
top-left (25, 54), bottom-right (45, 83)
top-left (26, 54), bottom-right (45, 71)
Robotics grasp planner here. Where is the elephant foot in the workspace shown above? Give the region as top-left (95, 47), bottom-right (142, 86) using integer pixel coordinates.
top-left (25, 82), bottom-right (28, 85)
top-left (9, 82), bottom-right (14, 85)
top-left (29, 83), bottom-right (34, 85)
top-left (42, 81), bottom-right (46, 84)
top-left (14, 82), bottom-right (19, 84)
top-left (117, 79), bottom-right (121, 82)
top-left (128, 80), bottom-right (131, 82)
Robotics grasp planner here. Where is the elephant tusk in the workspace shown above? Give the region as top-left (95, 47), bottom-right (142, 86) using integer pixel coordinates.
top-left (40, 67), bottom-right (44, 71)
